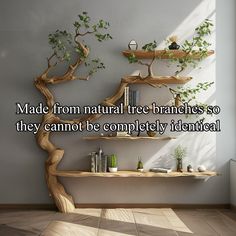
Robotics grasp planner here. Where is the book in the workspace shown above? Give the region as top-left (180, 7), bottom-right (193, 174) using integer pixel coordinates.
top-left (95, 153), bottom-right (99, 173)
top-left (116, 131), bottom-right (130, 137)
top-left (127, 89), bottom-right (139, 106)
top-left (90, 152), bottom-right (96, 173)
top-left (124, 86), bottom-right (129, 107)
top-left (133, 90), bottom-right (140, 106)
top-left (129, 89), bottom-right (133, 106)
top-left (150, 167), bottom-right (172, 173)
top-left (101, 155), bottom-right (107, 172)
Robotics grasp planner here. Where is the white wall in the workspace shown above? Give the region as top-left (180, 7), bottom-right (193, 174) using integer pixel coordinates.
top-left (230, 160), bottom-right (236, 206)
top-left (0, 0), bottom-right (235, 205)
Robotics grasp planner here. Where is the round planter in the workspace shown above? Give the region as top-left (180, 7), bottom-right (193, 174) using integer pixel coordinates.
top-left (109, 167), bottom-right (118, 173)
top-left (137, 168), bottom-right (144, 172)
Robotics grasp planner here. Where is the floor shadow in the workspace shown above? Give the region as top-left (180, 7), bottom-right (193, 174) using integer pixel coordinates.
top-left (0, 224), bottom-right (37, 236)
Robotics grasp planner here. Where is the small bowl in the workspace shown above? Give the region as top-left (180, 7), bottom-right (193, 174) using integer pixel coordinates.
top-left (147, 131), bottom-right (156, 137)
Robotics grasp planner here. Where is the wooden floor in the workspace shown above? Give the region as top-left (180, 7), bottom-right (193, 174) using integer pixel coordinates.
top-left (0, 208), bottom-right (235, 236)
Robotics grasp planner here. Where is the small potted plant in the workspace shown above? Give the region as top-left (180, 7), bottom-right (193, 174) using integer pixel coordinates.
top-left (108, 154), bottom-right (118, 173)
top-left (172, 145), bottom-right (187, 172)
top-left (137, 157), bottom-right (144, 172)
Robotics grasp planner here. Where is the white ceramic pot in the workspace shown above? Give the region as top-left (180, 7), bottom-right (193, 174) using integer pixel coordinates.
top-left (137, 168), bottom-right (144, 172)
top-left (109, 167), bottom-right (118, 173)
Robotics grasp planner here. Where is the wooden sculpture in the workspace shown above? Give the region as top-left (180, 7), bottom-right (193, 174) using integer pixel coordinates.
top-left (34, 12), bottom-right (112, 213)
top-left (34, 14), bottom-right (214, 212)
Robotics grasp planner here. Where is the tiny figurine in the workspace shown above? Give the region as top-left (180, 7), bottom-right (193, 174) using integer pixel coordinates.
top-left (187, 164), bottom-right (194, 172)
top-left (137, 157), bottom-right (144, 172)
top-left (168, 35), bottom-right (180, 50)
top-left (198, 165), bottom-right (206, 172)
top-left (128, 40), bottom-right (138, 50)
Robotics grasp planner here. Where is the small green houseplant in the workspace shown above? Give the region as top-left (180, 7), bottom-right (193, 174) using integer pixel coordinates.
top-left (172, 145), bottom-right (187, 172)
top-left (108, 154), bottom-right (118, 172)
top-left (137, 157), bottom-right (144, 172)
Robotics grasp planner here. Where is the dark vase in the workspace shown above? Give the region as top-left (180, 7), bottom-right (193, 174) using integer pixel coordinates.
top-left (177, 159), bottom-right (183, 172)
top-left (169, 42), bottom-right (180, 50)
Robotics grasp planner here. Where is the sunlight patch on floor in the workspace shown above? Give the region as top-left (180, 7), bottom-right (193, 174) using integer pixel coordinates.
top-left (133, 208), bottom-right (192, 233)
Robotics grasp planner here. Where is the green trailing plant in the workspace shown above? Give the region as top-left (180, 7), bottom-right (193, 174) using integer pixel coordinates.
top-left (109, 154), bottom-right (117, 168)
top-left (173, 19), bottom-right (213, 75)
top-left (127, 40), bottom-right (157, 77)
top-left (48, 11), bottom-right (112, 78)
top-left (169, 81), bottom-right (214, 106)
top-left (137, 157), bottom-right (144, 170)
top-left (126, 19), bottom-right (213, 78)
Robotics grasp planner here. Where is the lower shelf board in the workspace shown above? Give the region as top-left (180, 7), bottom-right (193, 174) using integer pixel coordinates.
top-left (52, 170), bottom-right (218, 178)
top-left (83, 136), bottom-right (176, 140)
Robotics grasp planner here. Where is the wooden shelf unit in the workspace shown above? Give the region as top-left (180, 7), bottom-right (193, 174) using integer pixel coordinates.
top-left (83, 136), bottom-right (176, 141)
top-left (122, 76), bottom-right (192, 84)
top-left (122, 49), bottom-right (215, 59)
top-left (53, 170), bottom-right (218, 178)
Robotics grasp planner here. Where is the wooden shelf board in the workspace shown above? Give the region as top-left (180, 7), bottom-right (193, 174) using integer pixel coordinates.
top-left (83, 136), bottom-right (176, 140)
top-left (122, 50), bottom-right (214, 59)
top-left (122, 76), bottom-right (192, 84)
top-left (53, 170), bottom-right (218, 178)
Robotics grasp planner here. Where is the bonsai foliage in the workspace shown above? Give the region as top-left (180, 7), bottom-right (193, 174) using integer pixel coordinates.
top-left (172, 145), bottom-right (187, 161)
top-left (173, 19), bottom-right (213, 75)
top-left (47, 11), bottom-right (112, 79)
top-left (127, 40), bottom-right (157, 77)
top-left (169, 81), bottom-right (214, 106)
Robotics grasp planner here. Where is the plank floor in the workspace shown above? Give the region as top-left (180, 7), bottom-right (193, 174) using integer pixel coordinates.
top-left (0, 208), bottom-right (235, 236)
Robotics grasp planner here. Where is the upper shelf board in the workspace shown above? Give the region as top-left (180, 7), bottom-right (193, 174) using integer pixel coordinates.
top-left (122, 50), bottom-right (215, 59)
top-left (122, 76), bottom-right (192, 84)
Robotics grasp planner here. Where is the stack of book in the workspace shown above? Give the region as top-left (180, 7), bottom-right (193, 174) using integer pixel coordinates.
top-left (124, 86), bottom-right (140, 107)
top-left (90, 148), bottom-right (107, 173)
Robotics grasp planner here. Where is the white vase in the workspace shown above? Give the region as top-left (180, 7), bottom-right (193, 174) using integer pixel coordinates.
top-left (137, 168), bottom-right (144, 172)
top-left (109, 167), bottom-right (118, 173)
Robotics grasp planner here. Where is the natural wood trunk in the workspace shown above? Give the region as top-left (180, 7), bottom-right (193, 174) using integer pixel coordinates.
top-left (175, 94), bottom-right (182, 107)
top-left (34, 38), bottom-right (90, 213)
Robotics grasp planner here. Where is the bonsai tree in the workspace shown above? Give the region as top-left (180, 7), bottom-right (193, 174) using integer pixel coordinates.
top-left (35, 12), bottom-right (112, 213)
top-left (127, 40), bottom-right (157, 78)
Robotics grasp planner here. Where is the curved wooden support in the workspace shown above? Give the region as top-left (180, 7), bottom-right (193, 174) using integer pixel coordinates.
top-left (34, 36), bottom-right (90, 212)
top-left (46, 149), bottom-right (75, 213)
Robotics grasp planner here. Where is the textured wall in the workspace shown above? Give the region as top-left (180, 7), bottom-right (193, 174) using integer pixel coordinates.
top-left (0, 0), bottom-right (235, 205)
